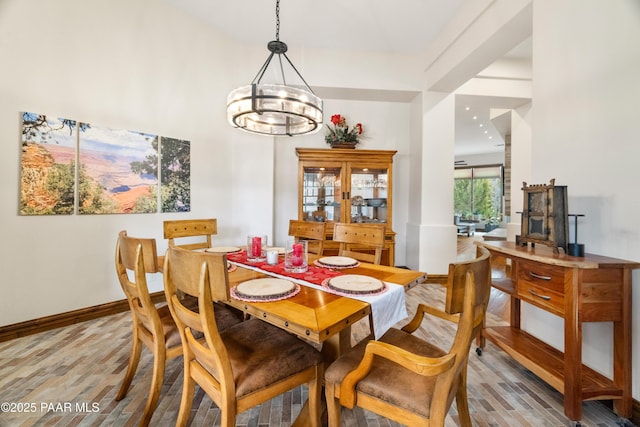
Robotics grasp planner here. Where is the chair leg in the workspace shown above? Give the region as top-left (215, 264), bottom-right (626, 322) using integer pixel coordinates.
top-left (176, 363), bottom-right (196, 427)
top-left (139, 345), bottom-right (166, 427)
top-left (308, 365), bottom-right (323, 427)
top-left (115, 333), bottom-right (142, 401)
top-left (221, 401), bottom-right (237, 427)
top-left (324, 383), bottom-right (341, 427)
top-left (455, 369), bottom-right (472, 427)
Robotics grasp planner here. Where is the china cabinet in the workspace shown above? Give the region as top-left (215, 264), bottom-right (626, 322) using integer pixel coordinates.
top-left (295, 148), bottom-right (396, 265)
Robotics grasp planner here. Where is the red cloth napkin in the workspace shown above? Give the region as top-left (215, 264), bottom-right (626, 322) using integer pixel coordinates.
top-left (227, 251), bottom-right (342, 285)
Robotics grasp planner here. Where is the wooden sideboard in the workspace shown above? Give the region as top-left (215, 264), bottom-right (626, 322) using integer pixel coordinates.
top-left (476, 241), bottom-right (640, 422)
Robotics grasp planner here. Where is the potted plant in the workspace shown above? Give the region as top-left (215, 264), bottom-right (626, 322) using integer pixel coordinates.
top-left (324, 114), bottom-right (364, 148)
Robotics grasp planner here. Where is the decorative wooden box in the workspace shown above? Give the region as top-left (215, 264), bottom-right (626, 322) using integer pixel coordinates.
top-left (519, 179), bottom-right (569, 253)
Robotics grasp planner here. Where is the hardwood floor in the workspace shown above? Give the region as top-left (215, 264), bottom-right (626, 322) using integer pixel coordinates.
top-left (0, 236), bottom-right (625, 426)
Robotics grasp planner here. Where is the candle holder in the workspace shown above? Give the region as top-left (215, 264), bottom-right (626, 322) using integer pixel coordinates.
top-left (284, 240), bottom-right (308, 273)
top-left (266, 248), bottom-right (279, 265)
top-left (567, 214), bottom-right (585, 257)
top-left (246, 235), bottom-right (268, 262)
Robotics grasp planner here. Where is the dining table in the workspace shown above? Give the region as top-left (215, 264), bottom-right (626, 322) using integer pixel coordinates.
top-left (223, 250), bottom-right (427, 361)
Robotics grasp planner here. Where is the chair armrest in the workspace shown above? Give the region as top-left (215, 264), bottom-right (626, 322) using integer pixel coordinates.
top-left (339, 340), bottom-right (456, 408)
top-left (401, 304), bottom-right (460, 334)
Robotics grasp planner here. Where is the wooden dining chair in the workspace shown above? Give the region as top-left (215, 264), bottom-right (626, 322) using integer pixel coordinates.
top-left (324, 246), bottom-right (491, 427)
top-left (115, 231), bottom-right (242, 427)
top-left (163, 246), bottom-right (324, 427)
top-left (288, 219), bottom-right (326, 255)
top-left (332, 222), bottom-right (386, 265)
top-left (114, 230), bottom-right (181, 427)
top-left (163, 218), bottom-right (217, 250)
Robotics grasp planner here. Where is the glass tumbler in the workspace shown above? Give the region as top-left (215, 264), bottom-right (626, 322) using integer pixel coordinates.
top-left (284, 240), bottom-right (308, 273)
top-left (246, 235), bottom-right (267, 262)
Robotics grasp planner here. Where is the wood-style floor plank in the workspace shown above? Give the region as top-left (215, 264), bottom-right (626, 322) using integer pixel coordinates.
top-left (0, 235), bottom-right (624, 426)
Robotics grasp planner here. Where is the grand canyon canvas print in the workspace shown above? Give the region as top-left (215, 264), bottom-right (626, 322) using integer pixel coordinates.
top-left (20, 112), bottom-right (78, 215)
top-left (79, 126), bottom-right (158, 214)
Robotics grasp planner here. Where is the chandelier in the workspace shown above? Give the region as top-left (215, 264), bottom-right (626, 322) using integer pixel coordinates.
top-left (226, 0), bottom-right (323, 136)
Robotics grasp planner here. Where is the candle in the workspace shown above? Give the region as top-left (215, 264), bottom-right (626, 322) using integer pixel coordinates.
top-left (293, 243), bottom-right (303, 256)
top-left (292, 243), bottom-right (303, 266)
top-left (251, 236), bottom-right (262, 257)
top-left (266, 249), bottom-right (279, 265)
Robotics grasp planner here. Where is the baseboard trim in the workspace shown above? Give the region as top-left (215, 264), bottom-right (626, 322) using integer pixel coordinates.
top-left (0, 291), bottom-right (166, 343)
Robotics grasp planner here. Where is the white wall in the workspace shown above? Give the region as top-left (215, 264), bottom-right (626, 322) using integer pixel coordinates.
top-left (526, 0), bottom-right (640, 396)
top-left (0, 0), bottom-right (272, 325)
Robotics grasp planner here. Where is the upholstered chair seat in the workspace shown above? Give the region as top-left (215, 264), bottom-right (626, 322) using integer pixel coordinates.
top-left (325, 327), bottom-right (447, 419)
top-left (204, 318), bottom-right (324, 398)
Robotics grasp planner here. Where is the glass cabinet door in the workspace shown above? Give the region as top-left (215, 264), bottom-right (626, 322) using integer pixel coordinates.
top-left (348, 164), bottom-right (389, 225)
top-left (302, 166), bottom-right (342, 222)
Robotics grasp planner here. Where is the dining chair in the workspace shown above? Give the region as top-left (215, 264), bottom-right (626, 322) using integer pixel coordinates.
top-left (324, 246), bottom-right (491, 427)
top-left (332, 222), bottom-right (386, 265)
top-left (163, 218), bottom-right (217, 250)
top-left (163, 246), bottom-right (324, 427)
top-left (115, 231), bottom-right (242, 427)
top-left (114, 230), bottom-right (181, 427)
top-left (288, 219), bottom-right (326, 255)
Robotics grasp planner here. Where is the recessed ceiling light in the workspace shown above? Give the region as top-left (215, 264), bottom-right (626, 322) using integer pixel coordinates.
top-left (479, 123), bottom-right (484, 127)
top-left (484, 130), bottom-right (488, 134)
top-left (472, 116), bottom-right (477, 120)
top-left (465, 106), bottom-right (470, 111)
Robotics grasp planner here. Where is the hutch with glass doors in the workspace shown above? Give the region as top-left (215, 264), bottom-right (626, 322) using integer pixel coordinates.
top-left (295, 148), bottom-right (396, 266)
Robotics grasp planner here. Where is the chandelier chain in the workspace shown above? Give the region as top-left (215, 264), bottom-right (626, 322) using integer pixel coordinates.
top-left (275, 0), bottom-right (280, 41)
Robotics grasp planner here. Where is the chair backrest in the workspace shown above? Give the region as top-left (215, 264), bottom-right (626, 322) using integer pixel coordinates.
top-left (444, 246), bottom-right (491, 315)
top-left (332, 222), bottom-right (386, 265)
top-left (288, 220), bottom-right (326, 255)
top-left (115, 230), bottom-right (163, 333)
top-left (163, 246), bottom-right (230, 303)
top-left (163, 218), bottom-right (217, 251)
top-left (434, 251), bottom-right (492, 420)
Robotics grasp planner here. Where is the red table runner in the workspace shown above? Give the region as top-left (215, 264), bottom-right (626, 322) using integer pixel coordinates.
top-left (226, 250), bottom-right (342, 285)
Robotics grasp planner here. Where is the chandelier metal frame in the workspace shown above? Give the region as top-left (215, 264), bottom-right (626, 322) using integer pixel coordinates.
top-left (226, 0), bottom-right (323, 136)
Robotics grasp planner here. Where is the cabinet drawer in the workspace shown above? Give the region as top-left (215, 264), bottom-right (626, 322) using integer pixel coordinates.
top-left (517, 261), bottom-right (565, 294)
top-left (517, 282), bottom-right (564, 313)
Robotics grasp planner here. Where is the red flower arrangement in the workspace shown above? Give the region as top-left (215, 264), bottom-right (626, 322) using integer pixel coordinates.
top-left (324, 114), bottom-right (364, 145)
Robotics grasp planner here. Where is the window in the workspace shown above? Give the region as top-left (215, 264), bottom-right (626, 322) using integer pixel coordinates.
top-left (454, 165), bottom-right (503, 220)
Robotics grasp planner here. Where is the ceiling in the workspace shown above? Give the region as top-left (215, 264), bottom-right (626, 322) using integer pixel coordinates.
top-left (163, 0), bottom-right (467, 54)
top-left (164, 0), bottom-right (531, 158)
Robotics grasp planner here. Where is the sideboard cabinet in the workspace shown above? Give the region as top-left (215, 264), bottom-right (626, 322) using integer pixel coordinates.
top-left (295, 148), bottom-right (396, 265)
top-left (477, 241), bottom-right (640, 423)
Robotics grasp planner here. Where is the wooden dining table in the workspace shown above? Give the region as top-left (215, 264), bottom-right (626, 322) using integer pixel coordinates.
top-left (225, 253), bottom-right (427, 361)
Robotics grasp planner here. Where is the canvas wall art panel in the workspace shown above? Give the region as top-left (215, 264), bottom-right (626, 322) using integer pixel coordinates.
top-left (160, 137), bottom-right (190, 213)
top-left (78, 126), bottom-right (158, 214)
top-left (20, 112), bottom-right (79, 215)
